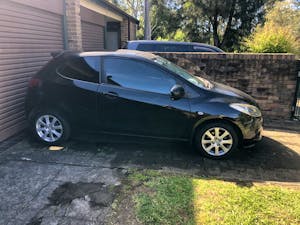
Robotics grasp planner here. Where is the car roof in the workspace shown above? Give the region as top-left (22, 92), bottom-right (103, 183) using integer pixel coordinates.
top-left (77, 50), bottom-right (158, 60)
top-left (126, 40), bottom-right (224, 52)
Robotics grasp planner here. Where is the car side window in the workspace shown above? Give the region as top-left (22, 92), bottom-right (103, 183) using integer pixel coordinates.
top-left (103, 58), bottom-right (176, 94)
top-left (137, 44), bottom-right (157, 51)
top-left (161, 44), bottom-right (193, 52)
top-left (192, 46), bottom-right (214, 52)
top-left (57, 56), bottom-right (100, 83)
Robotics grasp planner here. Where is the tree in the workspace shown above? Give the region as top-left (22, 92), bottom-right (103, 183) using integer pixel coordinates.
top-left (245, 0), bottom-right (300, 54)
top-left (116, 0), bottom-right (144, 18)
top-left (107, 0), bottom-right (145, 39)
top-left (150, 0), bottom-right (182, 40)
top-left (112, 0), bottom-right (183, 40)
top-left (181, 0), bottom-right (271, 51)
top-left (265, 0), bottom-right (300, 40)
top-left (110, 0), bottom-right (274, 50)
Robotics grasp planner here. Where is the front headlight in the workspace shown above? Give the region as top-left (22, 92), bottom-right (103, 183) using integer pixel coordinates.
top-left (230, 103), bottom-right (262, 117)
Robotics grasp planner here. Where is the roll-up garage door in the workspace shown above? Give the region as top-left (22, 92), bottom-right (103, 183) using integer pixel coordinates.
top-left (0, 1), bottom-right (64, 141)
top-left (82, 21), bottom-right (105, 51)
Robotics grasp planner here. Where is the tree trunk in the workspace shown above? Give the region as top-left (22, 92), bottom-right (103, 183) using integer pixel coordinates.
top-left (221, 0), bottom-right (236, 48)
top-left (212, 14), bottom-right (220, 47)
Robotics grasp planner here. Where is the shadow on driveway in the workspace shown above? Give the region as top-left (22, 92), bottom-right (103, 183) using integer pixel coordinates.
top-left (97, 134), bottom-right (300, 182)
top-left (1, 130), bottom-right (300, 183)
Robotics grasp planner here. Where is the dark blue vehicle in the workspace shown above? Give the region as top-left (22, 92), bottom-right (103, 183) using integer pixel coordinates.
top-left (123, 40), bottom-right (224, 52)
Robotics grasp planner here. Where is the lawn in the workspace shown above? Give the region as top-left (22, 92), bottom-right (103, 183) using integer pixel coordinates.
top-left (126, 170), bottom-right (300, 225)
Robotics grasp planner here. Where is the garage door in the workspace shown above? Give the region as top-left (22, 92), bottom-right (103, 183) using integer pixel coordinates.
top-left (0, 1), bottom-right (64, 141)
top-left (82, 21), bottom-right (105, 51)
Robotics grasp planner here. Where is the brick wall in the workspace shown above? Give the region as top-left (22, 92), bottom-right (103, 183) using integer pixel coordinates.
top-left (65, 0), bottom-right (82, 51)
top-left (65, 1), bottom-right (136, 50)
top-left (120, 18), bottom-right (129, 47)
top-left (157, 53), bottom-right (299, 120)
top-left (129, 21), bottom-right (137, 40)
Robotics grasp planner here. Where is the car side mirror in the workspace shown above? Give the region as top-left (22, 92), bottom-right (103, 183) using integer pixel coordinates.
top-left (170, 84), bottom-right (185, 100)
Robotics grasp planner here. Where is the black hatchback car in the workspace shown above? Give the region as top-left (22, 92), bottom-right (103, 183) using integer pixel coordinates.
top-left (26, 50), bottom-right (262, 159)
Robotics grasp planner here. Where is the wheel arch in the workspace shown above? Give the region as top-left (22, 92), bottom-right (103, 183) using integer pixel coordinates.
top-left (28, 103), bottom-right (72, 126)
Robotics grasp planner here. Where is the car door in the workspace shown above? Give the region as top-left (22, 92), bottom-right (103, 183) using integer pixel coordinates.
top-left (98, 56), bottom-right (191, 139)
top-left (54, 55), bottom-right (100, 130)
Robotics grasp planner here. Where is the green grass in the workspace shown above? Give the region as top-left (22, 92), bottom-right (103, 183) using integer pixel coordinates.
top-left (129, 170), bottom-right (300, 225)
top-left (193, 179), bottom-right (300, 225)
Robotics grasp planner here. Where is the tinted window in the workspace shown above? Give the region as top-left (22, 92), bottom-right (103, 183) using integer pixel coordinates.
top-left (137, 43), bottom-right (193, 52)
top-left (137, 44), bottom-right (158, 51)
top-left (192, 46), bottom-right (214, 52)
top-left (57, 56), bottom-right (100, 83)
top-left (103, 58), bottom-right (176, 94)
top-left (153, 56), bottom-right (213, 89)
top-left (160, 44), bottom-right (193, 52)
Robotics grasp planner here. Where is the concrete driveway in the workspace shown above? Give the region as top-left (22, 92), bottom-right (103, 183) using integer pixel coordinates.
top-left (0, 129), bottom-right (299, 225)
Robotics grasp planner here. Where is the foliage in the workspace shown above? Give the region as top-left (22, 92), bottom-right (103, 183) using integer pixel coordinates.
top-left (157, 29), bottom-right (188, 42)
top-left (136, 16), bottom-right (145, 39)
top-left (150, 0), bottom-right (182, 40)
top-left (108, 0), bottom-right (143, 18)
top-left (111, 0), bottom-right (276, 51)
top-left (108, 0), bottom-right (145, 38)
top-left (266, 0), bottom-right (300, 38)
top-left (245, 0), bottom-right (300, 54)
top-left (181, 0), bottom-right (271, 51)
top-left (245, 25), bottom-right (296, 53)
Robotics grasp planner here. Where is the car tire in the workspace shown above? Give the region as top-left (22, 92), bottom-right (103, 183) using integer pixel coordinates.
top-left (29, 110), bottom-right (70, 145)
top-left (194, 122), bottom-right (239, 159)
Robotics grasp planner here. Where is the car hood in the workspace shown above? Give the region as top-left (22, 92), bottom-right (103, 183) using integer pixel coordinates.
top-left (209, 81), bottom-right (258, 106)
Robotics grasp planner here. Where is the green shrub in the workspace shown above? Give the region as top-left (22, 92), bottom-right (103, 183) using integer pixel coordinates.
top-left (245, 24), bottom-right (298, 53)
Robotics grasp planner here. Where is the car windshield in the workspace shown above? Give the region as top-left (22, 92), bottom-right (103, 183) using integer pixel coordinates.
top-left (153, 56), bottom-right (213, 89)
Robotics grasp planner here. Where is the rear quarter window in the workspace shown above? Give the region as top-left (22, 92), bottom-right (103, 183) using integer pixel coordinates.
top-left (57, 56), bottom-right (100, 83)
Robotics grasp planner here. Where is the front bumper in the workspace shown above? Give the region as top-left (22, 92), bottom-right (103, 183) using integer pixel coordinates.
top-left (235, 115), bottom-right (263, 148)
top-left (243, 128), bottom-right (262, 148)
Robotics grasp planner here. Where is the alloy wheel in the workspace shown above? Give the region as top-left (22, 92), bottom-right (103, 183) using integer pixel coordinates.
top-left (35, 115), bottom-right (63, 143)
top-left (201, 127), bottom-right (233, 156)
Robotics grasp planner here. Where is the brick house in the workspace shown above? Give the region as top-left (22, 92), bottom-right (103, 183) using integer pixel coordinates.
top-left (0, 0), bottom-right (138, 141)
